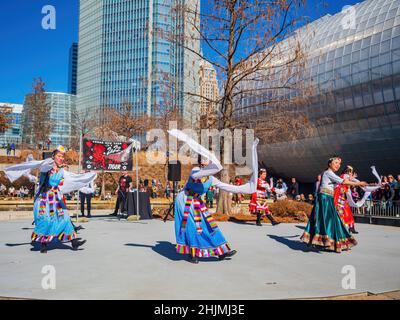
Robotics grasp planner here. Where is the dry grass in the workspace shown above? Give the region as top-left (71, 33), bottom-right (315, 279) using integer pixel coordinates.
top-left (151, 199), bottom-right (312, 223)
top-left (269, 199), bottom-right (312, 222)
top-left (222, 199), bottom-right (312, 223)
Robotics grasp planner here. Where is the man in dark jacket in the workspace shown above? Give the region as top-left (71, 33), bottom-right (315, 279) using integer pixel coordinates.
top-left (288, 178), bottom-right (299, 199)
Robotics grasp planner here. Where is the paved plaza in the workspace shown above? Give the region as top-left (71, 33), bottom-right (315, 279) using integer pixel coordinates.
top-left (0, 216), bottom-right (399, 300)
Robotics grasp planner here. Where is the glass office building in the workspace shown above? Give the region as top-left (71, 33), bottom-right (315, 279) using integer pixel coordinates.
top-left (235, 0), bottom-right (400, 182)
top-left (0, 103), bottom-right (23, 146)
top-left (22, 93), bottom-right (77, 147)
top-left (68, 43), bottom-right (78, 95)
top-left (77, 0), bottom-right (200, 125)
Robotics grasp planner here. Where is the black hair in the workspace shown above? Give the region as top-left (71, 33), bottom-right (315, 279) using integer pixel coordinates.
top-left (258, 168), bottom-right (267, 177)
top-left (327, 155), bottom-right (341, 168)
top-left (342, 165), bottom-right (353, 175)
top-left (35, 171), bottom-right (51, 201)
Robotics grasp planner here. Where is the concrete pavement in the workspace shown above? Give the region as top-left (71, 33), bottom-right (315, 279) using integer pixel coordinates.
top-left (0, 217), bottom-right (399, 300)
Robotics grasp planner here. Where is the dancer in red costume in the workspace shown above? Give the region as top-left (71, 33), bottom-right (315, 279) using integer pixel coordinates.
top-left (334, 165), bottom-right (358, 234)
top-left (249, 169), bottom-right (280, 226)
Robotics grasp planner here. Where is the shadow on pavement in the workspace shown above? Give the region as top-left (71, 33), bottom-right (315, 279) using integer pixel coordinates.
top-left (230, 220), bottom-right (275, 227)
top-left (6, 240), bottom-right (84, 252)
top-left (267, 234), bottom-right (322, 253)
top-left (295, 225), bottom-right (306, 230)
top-left (125, 241), bottom-right (221, 263)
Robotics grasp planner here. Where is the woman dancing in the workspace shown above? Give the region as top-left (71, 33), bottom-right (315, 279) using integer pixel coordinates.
top-left (334, 165), bottom-right (359, 234)
top-left (3, 146), bottom-right (97, 253)
top-left (300, 156), bottom-right (367, 253)
top-left (169, 129), bottom-right (258, 264)
top-left (249, 169), bottom-right (280, 226)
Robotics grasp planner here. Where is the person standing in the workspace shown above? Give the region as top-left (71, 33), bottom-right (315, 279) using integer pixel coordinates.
top-left (394, 175), bottom-right (400, 207)
top-left (111, 171), bottom-right (132, 216)
top-left (165, 182), bottom-right (171, 199)
top-left (275, 178), bottom-right (288, 201)
top-left (46, 138), bottom-right (51, 150)
top-left (10, 143), bottom-right (16, 156)
top-left (233, 176), bottom-right (244, 206)
top-left (206, 185), bottom-right (216, 208)
top-left (6, 143), bottom-right (11, 156)
top-left (288, 178), bottom-right (299, 199)
top-left (79, 172), bottom-right (96, 218)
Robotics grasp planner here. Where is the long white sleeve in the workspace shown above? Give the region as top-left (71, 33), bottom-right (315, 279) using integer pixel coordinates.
top-left (3, 158), bottom-right (54, 183)
top-left (210, 138), bottom-right (259, 194)
top-left (60, 171), bottom-right (97, 194)
top-left (191, 161), bottom-right (223, 179)
top-left (211, 176), bottom-right (255, 194)
top-left (168, 129), bottom-right (222, 171)
top-left (346, 166), bottom-right (382, 208)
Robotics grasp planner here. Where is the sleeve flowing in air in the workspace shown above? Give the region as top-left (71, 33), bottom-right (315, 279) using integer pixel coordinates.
top-left (168, 129), bottom-right (223, 179)
top-left (346, 166), bottom-right (382, 208)
top-left (3, 157), bottom-right (53, 183)
top-left (60, 171), bottom-right (98, 194)
top-left (168, 129), bottom-right (259, 193)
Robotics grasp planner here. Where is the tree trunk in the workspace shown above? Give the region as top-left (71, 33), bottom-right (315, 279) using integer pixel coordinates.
top-left (216, 164), bottom-right (232, 215)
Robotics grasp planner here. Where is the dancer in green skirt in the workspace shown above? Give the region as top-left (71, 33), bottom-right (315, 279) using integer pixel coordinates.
top-left (300, 156), bottom-right (367, 253)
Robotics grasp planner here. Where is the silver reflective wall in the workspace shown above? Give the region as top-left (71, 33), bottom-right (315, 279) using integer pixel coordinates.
top-left (236, 0), bottom-right (400, 182)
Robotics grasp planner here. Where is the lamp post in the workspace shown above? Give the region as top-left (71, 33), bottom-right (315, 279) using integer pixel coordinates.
top-left (129, 138), bottom-right (140, 220)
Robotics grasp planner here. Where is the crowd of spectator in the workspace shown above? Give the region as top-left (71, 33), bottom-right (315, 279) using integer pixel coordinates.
top-left (1, 143), bottom-right (16, 156)
top-left (0, 183), bottom-right (34, 199)
top-left (365, 174), bottom-right (400, 207)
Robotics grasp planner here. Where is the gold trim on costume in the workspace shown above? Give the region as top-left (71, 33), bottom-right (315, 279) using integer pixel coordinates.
top-left (319, 188), bottom-right (334, 196)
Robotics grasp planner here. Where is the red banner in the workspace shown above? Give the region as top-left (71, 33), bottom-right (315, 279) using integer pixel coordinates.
top-left (83, 139), bottom-right (133, 171)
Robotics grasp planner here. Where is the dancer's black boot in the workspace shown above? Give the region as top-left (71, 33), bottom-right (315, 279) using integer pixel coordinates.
top-left (72, 222), bottom-right (85, 232)
top-left (266, 214), bottom-right (280, 226)
top-left (256, 212), bottom-right (262, 226)
top-left (71, 239), bottom-right (86, 251)
top-left (188, 254), bottom-right (199, 264)
top-left (40, 243), bottom-right (47, 254)
top-left (218, 249), bottom-right (237, 260)
top-left (74, 225), bottom-right (85, 232)
top-left (349, 226), bottom-right (358, 234)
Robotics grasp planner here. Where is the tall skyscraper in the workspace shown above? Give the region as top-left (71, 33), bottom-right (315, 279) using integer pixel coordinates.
top-left (68, 43), bottom-right (78, 95)
top-left (199, 59), bottom-right (219, 127)
top-left (77, 0), bottom-right (200, 126)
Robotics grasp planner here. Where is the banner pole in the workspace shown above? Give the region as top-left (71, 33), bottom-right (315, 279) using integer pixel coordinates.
top-left (136, 145), bottom-right (139, 220)
top-left (76, 133), bottom-right (83, 223)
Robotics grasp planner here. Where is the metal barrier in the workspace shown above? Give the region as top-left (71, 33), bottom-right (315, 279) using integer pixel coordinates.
top-left (352, 200), bottom-right (400, 219)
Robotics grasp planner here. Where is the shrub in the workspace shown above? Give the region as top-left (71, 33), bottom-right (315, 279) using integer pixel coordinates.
top-left (268, 199), bottom-right (312, 222)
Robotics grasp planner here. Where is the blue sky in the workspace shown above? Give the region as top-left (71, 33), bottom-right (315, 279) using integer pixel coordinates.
top-left (0, 0), bottom-right (361, 104)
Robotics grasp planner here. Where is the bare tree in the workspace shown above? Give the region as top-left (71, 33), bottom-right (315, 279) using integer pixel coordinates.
top-left (101, 102), bottom-right (153, 141)
top-left (167, 0), bottom-right (318, 214)
top-left (70, 108), bottom-right (96, 151)
top-left (23, 78), bottom-right (52, 149)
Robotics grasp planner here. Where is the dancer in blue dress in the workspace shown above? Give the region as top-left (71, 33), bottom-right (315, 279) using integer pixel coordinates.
top-left (169, 129), bottom-right (259, 264)
top-left (4, 146), bottom-right (97, 253)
